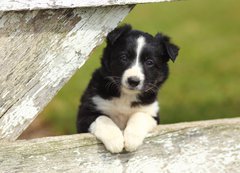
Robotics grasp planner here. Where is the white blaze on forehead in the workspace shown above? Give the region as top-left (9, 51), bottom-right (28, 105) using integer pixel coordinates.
top-left (135, 36), bottom-right (146, 65)
top-left (121, 36), bottom-right (146, 91)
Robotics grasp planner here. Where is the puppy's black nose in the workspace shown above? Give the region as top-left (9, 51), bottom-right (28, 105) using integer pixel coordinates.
top-left (127, 76), bottom-right (140, 87)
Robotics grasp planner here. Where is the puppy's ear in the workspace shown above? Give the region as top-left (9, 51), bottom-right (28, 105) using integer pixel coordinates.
top-left (107, 24), bottom-right (132, 45)
top-left (155, 33), bottom-right (179, 62)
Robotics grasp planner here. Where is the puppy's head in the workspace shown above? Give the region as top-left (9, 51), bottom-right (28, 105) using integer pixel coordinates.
top-left (102, 24), bottom-right (179, 94)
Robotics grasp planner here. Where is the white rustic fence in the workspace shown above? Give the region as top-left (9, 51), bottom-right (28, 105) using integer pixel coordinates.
top-left (0, 0), bottom-right (239, 172)
top-left (0, 118), bottom-right (240, 172)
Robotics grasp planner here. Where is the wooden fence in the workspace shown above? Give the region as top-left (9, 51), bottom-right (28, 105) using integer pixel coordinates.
top-left (1, 118), bottom-right (240, 172)
top-left (0, 0), bottom-right (239, 172)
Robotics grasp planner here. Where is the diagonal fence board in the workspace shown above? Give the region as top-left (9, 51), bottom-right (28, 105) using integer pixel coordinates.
top-left (0, 0), bottom-right (174, 12)
top-left (0, 5), bottom-right (134, 140)
top-left (0, 118), bottom-right (240, 173)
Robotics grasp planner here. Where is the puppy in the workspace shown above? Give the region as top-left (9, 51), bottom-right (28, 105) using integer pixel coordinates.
top-left (77, 24), bottom-right (179, 153)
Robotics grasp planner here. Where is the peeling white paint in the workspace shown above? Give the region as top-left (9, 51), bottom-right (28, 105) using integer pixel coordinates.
top-left (0, 97), bottom-right (38, 139)
top-left (126, 156), bottom-right (164, 173)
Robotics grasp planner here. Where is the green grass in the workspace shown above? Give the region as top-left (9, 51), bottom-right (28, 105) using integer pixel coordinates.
top-left (39, 0), bottom-right (240, 135)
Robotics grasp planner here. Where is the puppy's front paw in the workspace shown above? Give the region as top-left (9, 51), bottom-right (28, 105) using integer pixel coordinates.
top-left (124, 130), bottom-right (144, 152)
top-left (89, 116), bottom-right (124, 153)
top-left (104, 134), bottom-right (124, 153)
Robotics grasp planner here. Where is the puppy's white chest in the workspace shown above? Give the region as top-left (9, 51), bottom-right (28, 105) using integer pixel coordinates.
top-left (92, 95), bottom-right (159, 130)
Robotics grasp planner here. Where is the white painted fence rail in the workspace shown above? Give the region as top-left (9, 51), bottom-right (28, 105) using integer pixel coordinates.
top-left (0, 0), bottom-right (172, 11)
top-left (1, 118), bottom-right (240, 173)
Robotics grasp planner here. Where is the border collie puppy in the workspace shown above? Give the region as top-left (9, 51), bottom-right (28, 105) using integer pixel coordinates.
top-left (77, 24), bottom-right (179, 153)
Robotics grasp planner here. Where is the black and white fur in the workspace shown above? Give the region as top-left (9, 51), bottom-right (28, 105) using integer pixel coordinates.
top-left (77, 24), bottom-right (179, 153)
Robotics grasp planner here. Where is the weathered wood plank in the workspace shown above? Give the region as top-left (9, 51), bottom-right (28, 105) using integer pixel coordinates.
top-left (0, 0), bottom-right (173, 12)
top-left (0, 118), bottom-right (240, 173)
top-left (0, 5), bottom-right (134, 140)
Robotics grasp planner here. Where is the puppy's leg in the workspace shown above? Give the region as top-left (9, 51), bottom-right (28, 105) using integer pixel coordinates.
top-left (124, 112), bottom-right (157, 152)
top-left (89, 116), bottom-right (124, 153)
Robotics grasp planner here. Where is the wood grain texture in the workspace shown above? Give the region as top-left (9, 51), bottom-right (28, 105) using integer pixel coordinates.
top-left (0, 0), bottom-right (174, 12)
top-left (0, 5), bottom-right (133, 140)
top-left (0, 118), bottom-right (240, 173)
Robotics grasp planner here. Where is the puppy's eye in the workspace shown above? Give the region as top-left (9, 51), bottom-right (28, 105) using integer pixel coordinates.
top-left (120, 55), bottom-right (128, 63)
top-left (145, 59), bottom-right (154, 67)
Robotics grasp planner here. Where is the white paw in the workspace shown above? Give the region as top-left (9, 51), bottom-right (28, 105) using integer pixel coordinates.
top-left (103, 134), bottom-right (124, 153)
top-left (124, 130), bottom-right (144, 152)
top-left (89, 116), bottom-right (124, 153)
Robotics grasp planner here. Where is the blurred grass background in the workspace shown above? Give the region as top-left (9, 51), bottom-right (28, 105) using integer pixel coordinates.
top-left (21, 0), bottom-right (240, 138)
